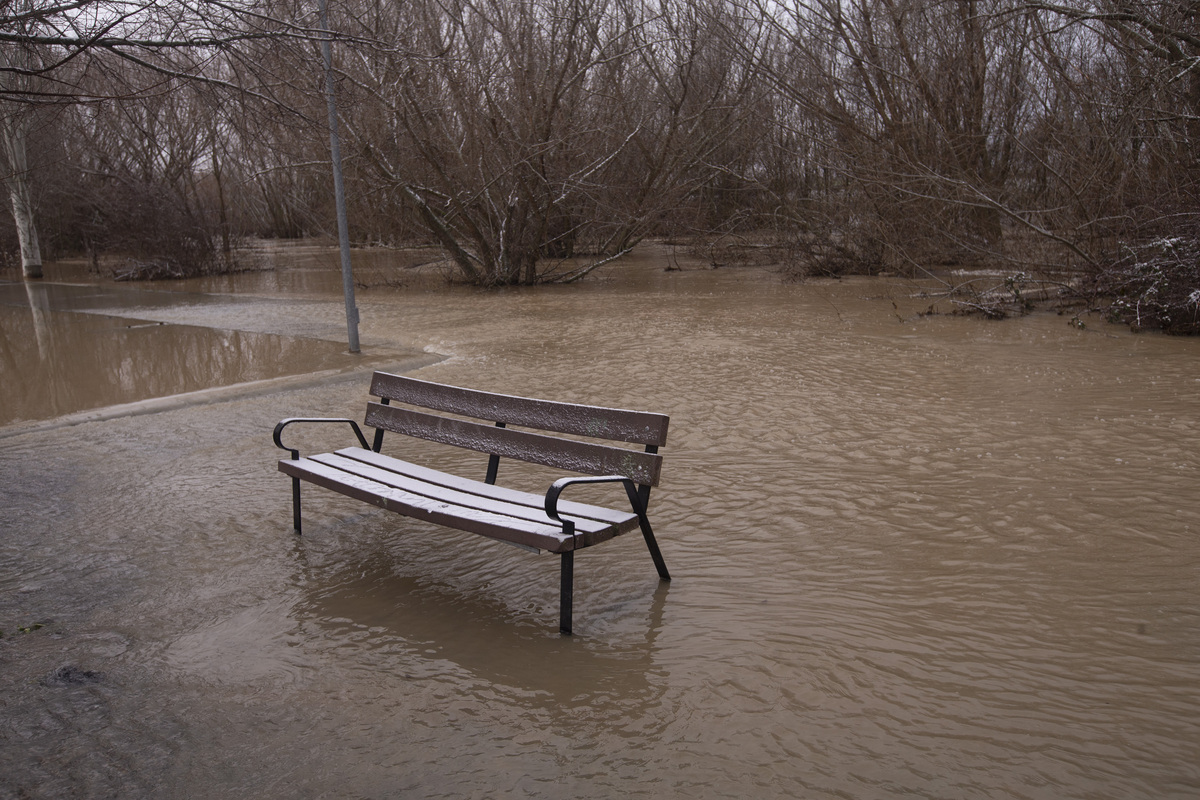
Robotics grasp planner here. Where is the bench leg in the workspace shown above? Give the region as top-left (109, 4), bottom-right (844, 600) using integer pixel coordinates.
top-left (291, 476), bottom-right (303, 535)
top-left (560, 551), bottom-right (573, 635)
top-left (627, 485), bottom-right (670, 582)
top-left (639, 518), bottom-right (671, 582)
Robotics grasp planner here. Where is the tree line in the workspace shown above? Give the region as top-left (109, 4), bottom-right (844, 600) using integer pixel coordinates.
top-left (1, 0), bottom-right (1197, 295)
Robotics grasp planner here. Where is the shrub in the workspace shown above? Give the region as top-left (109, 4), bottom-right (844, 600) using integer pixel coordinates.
top-left (1090, 236), bottom-right (1200, 335)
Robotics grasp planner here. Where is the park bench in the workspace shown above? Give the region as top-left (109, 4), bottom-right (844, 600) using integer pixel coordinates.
top-left (273, 372), bottom-right (671, 634)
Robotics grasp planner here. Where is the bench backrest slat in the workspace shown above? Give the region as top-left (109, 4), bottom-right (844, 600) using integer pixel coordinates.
top-left (370, 372), bottom-right (669, 447)
top-left (364, 402), bottom-right (664, 486)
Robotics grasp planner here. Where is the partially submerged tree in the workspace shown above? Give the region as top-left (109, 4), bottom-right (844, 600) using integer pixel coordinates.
top-left (0, 14), bottom-right (48, 279)
top-left (0, 96), bottom-right (43, 278)
top-left (327, 0), bottom-right (760, 285)
top-left (0, 0), bottom-right (1195, 306)
top-left (0, 0), bottom-right (316, 278)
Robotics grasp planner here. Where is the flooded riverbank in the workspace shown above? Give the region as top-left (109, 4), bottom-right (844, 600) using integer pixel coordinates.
top-left (1, 249), bottom-right (1197, 798)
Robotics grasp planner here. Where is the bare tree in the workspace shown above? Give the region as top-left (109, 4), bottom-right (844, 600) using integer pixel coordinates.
top-left (317, 0), bottom-right (759, 285)
top-left (0, 0), bottom-right (317, 277)
top-left (731, 0), bottom-right (1059, 275)
top-left (0, 5), bottom-right (52, 278)
top-left (0, 95), bottom-right (43, 277)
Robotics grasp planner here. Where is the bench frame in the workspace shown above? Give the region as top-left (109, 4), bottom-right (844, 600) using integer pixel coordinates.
top-left (273, 372), bottom-right (671, 633)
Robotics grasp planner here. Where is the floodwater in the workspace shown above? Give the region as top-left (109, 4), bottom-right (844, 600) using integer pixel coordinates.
top-left (1, 247), bottom-right (1197, 799)
top-left (0, 282), bottom-right (362, 427)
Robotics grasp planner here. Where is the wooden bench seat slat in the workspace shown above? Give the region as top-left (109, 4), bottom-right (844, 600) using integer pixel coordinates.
top-left (370, 372), bottom-right (669, 446)
top-left (333, 448), bottom-right (638, 528)
top-left (281, 457), bottom-right (588, 552)
top-left (309, 452), bottom-right (627, 536)
top-left (365, 402), bottom-right (663, 486)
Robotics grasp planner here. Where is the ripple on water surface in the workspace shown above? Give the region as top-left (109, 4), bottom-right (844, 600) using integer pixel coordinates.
top-left (1, 264), bottom-right (1198, 799)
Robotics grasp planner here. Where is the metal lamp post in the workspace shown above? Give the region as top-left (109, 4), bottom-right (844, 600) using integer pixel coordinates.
top-left (318, 0), bottom-right (360, 353)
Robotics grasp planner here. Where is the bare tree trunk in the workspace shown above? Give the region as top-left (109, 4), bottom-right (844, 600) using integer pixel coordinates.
top-left (1, 115), bottom-right (42, 279)
top-left (211, 130), bottom-right (231, 266)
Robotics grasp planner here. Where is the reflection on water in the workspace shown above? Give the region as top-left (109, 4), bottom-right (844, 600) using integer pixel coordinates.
top-left (286, 542), bottom-right (669, 701)
top-left (0, 282), bottom-right (356, 426)
top-left (0, 248), bottom-right (1197, 799)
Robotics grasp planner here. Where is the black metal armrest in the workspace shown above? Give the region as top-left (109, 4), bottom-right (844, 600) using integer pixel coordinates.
top-left (273, 417), bottom-right (370, 460)
top-left (544, 475), bottom-right (646, 534)
top-left (545, 475), bottom-right (670, 583)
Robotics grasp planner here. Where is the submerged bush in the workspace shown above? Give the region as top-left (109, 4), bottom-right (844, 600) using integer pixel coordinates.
top-left (1090, 236), bottom-right (1200, 335)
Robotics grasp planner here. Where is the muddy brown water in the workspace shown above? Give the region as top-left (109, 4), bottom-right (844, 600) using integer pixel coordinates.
top-left (1, 248), bottom-right (1197, 798)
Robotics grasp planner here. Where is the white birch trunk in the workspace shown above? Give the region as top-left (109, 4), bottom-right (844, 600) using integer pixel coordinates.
top-left (1, 116), bottom-right (42, 279)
